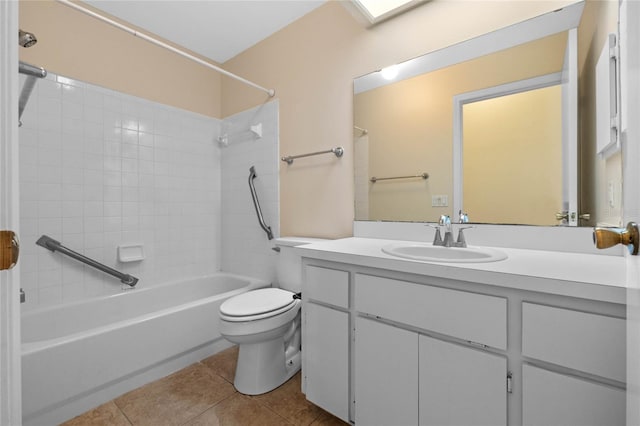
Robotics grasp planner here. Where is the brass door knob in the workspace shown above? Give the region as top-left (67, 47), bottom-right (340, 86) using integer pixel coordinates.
top-left (593, 222), bottom-right (639, 255)
top-left (0, 230), bottom-right (19, 270)
top-left (556, 212), bottom-right (569, 221)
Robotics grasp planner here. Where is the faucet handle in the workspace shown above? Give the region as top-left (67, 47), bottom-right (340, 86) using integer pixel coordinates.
top-left (456, 225), bottom-right (475, 247)
top-left (439, 215), bottom-right (451, 226)
top-left (458, 210), bottom-right (469, 223)
top-left (426, 224), bottom-right (443, 245)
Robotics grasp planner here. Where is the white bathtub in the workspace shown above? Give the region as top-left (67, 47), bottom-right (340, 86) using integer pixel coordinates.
top-left (21, 273), bottom-right (268, 426)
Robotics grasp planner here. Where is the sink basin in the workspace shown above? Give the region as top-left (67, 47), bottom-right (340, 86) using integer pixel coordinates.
top-left (381, 243), bottom-right (507, 263)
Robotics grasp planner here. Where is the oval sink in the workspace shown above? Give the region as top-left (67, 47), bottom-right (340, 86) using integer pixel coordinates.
top-left (381, 243), bottom-right (507, 263)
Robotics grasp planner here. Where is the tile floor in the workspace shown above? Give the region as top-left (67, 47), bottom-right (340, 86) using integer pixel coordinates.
top-left (61, 346), bottom-right (348, 426)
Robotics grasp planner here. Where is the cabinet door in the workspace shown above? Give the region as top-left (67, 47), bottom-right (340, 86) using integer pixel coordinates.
top-left (304, 302), bottom-right (349, 422)
top-left (419, 335), bottom-right (507, 426)
top-left (522, 364), bottom-right (625, 426)
top-left (355, 316), bottom-right (419, 426)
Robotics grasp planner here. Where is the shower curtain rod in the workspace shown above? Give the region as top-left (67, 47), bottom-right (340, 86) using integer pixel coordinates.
top-left (55, 0), bottom-right (275, 98)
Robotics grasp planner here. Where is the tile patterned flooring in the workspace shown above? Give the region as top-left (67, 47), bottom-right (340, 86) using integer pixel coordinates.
top-left (61, 346), bottom-right (347, 426)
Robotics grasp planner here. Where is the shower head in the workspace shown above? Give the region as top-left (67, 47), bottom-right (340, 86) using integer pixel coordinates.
top-left (19, 30), bottom-right (37, 48)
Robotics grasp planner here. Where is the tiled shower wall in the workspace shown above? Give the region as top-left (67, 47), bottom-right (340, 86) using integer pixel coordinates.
top-left (221, 101), bottom-right (280, 283)
top-left (18, 72), bottom-right (223, 308)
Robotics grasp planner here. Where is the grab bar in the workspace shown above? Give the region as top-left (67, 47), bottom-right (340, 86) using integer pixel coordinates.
top-left (36, 235), bottom-right (139, 286)
top-left (370, 172), bottom-right (429, 183)
top-left (281, 146), bottom-right (344, 165)
top-left (248, 166), bottom-right (274, 240)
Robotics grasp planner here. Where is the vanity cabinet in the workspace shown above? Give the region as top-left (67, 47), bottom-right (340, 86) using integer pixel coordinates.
top-left (355, 316), bottom-right (508, 426)
top-left (521, 302), bottom-right (626, 426)
top-left (301, 259), bottom-right (626, 426)
top-left (302, 265), bottom-right (350, 423)
top-left (419, 335), bottom-right (507, 426)
top-left (355, 317), bottom-right (418, 426)
top-left (354, 274), bottom-right (507, 349)
top-left (354, 274), bottom-right (508, 426)
top-left (522, 364), bottom-right (625, 426)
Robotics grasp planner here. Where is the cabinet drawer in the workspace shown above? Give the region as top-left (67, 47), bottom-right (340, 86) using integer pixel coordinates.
top-left (304, 265), bottom-right (349, 309)
top-left (522, 303), bottom-right (625, 382)
top-left (355, 274), bottom-right (507, 349)
top-left (522, 364), bottom-right (625, 426)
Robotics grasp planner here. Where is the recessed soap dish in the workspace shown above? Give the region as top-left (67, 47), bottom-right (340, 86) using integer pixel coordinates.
top-left (118, 244), bottom-right (145, 262)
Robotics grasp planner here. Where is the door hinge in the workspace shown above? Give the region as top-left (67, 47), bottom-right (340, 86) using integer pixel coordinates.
top-left (507, 371), bottom-right (513, 394)
top-left (0, 230), bottom-right (19, 270)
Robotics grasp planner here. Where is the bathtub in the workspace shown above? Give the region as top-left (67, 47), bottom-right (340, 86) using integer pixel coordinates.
top-left (21, 273), bottom-right (268, 426)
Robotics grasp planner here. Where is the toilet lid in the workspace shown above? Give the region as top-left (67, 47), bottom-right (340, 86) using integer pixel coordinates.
top-left (220, 288), bottom-right (296, 318)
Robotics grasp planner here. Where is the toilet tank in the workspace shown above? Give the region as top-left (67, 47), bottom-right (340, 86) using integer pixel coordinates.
top-left (275, 237), bottom-right (327, 293)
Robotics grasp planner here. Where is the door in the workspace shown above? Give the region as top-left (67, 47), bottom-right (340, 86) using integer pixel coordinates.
top-left (355, 316), bottom-right (418, 426)
top-left (419, 335), bottom-right (507, 426)
top-left (562, 28), bottom-right (579, 225)
top-left (0, 1), bottom-right (23, 425)
top-left (303, 302), bottom-right (349, 423)
top-left (621, 0), bottom-right (640, 424)
top-left (523, 364), bottom-right (625, 426)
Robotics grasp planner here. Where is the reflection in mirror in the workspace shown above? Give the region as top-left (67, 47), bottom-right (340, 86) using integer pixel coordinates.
top-left (353, 0), bottom-right (622, 227)
top-left (462, 84), bottom-right (563, 226)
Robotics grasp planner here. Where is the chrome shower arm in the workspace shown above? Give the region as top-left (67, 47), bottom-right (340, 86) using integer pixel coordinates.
top-left (18, 61), bottom-right (47, 127)
top-left (19, 61), bottom-right (46, 78)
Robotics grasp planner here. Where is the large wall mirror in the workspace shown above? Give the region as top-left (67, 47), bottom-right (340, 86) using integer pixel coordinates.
top-left (353, 0), bottom-right (622, 227)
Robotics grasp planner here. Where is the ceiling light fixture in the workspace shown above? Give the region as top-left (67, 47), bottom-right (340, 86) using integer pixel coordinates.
top-left (351, 0), bottom-right (428, 25)
top-left (380, 65), bottom-right (399, 80)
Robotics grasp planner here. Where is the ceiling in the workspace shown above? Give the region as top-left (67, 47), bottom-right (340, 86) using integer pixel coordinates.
top-left (85, 0), bottom-right (326, 64)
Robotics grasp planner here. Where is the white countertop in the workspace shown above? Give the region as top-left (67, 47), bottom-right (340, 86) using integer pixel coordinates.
top-left (296, 237), bottom-right (627, 304)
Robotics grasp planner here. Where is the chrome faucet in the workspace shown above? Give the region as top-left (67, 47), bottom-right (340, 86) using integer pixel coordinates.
top-left (430, 214), bottom-right (473, 248)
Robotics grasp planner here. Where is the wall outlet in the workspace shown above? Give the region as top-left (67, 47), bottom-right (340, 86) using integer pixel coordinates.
top-left (432, 195), bottom-right (449, 207)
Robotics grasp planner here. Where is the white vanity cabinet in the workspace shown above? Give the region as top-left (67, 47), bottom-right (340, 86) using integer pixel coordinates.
top-left (302, 265), bottom-right (350, 423)
top-left (521, 303), bottom-right (626, 426)
top-left (355, 315), bottom-right (508, 426)
top-left (355, 316), bottom-right (419, 426)
top-left (300, 255), bottom-right (626, 426)
top-left (419, 335), bottom-right (507, 426)
top-left (354, 274), bottom-right (508, 426)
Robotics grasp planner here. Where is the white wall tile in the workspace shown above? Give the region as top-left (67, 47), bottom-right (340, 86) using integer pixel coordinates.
top-left (221, 100), bottom-right (280, 284)
top-left (19, 71), bottom-right (223, 309)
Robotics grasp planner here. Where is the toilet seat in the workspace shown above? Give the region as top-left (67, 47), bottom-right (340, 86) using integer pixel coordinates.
top-left (220, 288), bottom-right (296, 322)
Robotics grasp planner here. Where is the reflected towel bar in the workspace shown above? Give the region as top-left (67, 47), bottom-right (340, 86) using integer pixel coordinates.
top-left (281, 147), bottom-right (344, 165)
top-left (370, 172), bottom-right (429, 183)
top-left (36, 235), bottom-right (138, 286)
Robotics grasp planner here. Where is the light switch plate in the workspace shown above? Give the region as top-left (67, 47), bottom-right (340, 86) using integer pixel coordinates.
top-left (432, 195), bottom-right (448, 207)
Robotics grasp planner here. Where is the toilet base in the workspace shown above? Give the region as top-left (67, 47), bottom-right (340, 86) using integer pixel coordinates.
top-left (234, 337), bottom-right (301, 395)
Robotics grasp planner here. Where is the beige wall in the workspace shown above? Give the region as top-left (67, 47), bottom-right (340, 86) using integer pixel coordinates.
top-left (19, 0), bottom-right (575, 238)
top-left (464, 86), bottom-right (563, 226)
top-left (354, 33), bottom-right (566, 222)
top-left (222, 0), bottom-right (573, 238)
top-left (19, 0), bottom-right (222, 118)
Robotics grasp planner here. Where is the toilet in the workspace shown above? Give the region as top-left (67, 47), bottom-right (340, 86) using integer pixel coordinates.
top-left (219, 237), bottom-right (325, 395)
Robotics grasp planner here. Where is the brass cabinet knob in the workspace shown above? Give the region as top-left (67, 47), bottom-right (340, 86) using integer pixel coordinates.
top-left (0, 230), bottom-right (19, 270)
top-left (593, 222), bottom-right (639, 255)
